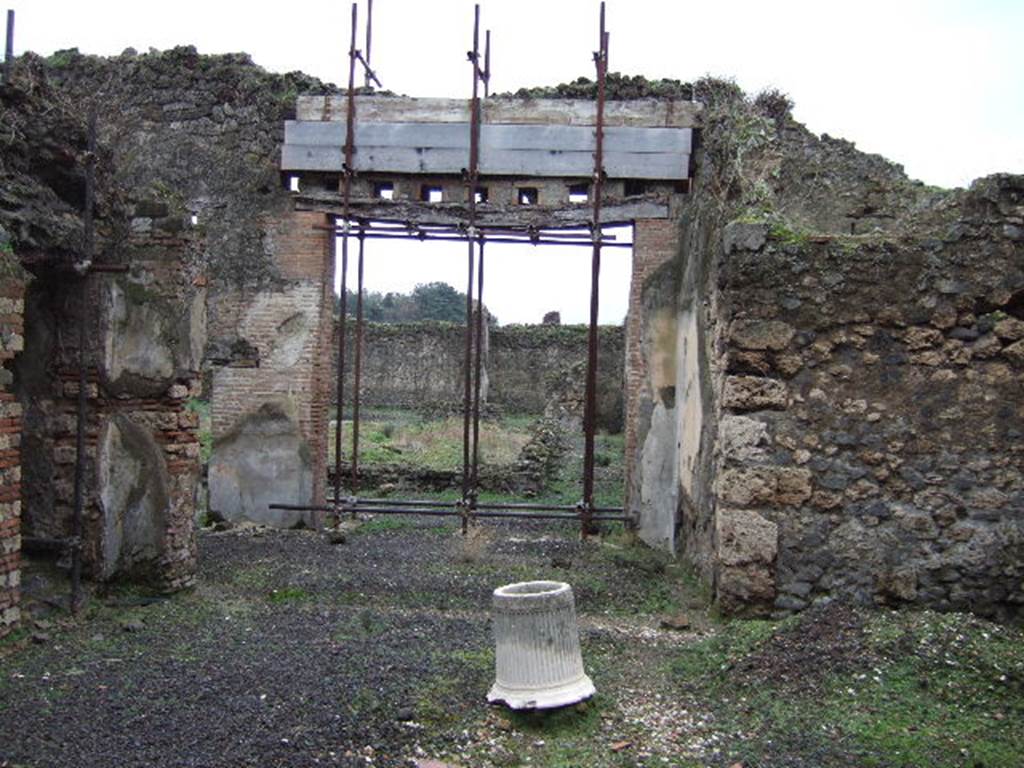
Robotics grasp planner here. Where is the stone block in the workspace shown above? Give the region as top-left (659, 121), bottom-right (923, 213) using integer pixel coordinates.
top-left (716, 507), bottom-right (778, 567)
top-left (208, 401), bottom-right (313, 527)
top-left (718, 467), bottom-right (812, 508)
top-left (994, 317), bottom-right (1024, 342)
top-left (718, 415), bottom-right (769, 463)
top-left (1002, 339), bottom-right (1024, 367)
top-left (730, 320), bottom-right (795, 351)
top-left (722, 222), bottom-right (767, 254)
top-left (722, 376), bottom-right (788, 412)
top-left (903, 327), bottom-right (944, 350)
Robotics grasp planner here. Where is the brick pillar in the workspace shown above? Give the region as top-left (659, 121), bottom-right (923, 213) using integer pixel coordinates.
top-left (0, 271), bottom-right (26, 636)
top-left (623, 218), bottom-right (680, 512)
top-left (208, 209), bottom-right (332, 522)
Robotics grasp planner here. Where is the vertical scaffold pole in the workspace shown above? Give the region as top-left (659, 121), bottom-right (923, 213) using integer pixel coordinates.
top-left (471, 240), bottom-right (485, 490)
top-left (460, 4), bottom-right (484, 534)
top-left (3, 10), bottom-right (13, 85)
top-left (364, 0), bottom-right (374, 89)
top-left (333, 2), bottom-right (359, 525)
top-left (351, 225), bottom-right (366, 493)
top-left (581, 2), bottom-right (608, 539)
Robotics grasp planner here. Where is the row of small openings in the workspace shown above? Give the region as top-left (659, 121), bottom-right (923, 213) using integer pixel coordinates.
top-left (370, 182), bottom-right (585, 206)
top-left (290, 174), bottom-right (661, 201)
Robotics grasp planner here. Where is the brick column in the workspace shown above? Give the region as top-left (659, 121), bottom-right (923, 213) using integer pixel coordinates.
top-left (623, 218), bottom-right (680, 512)
top-left (209, 209), bottom-right (333, 521)
top-left (0, 272), bottom-right (26, 636)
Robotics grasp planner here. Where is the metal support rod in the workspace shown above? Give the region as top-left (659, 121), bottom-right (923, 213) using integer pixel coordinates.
top-left (3, 10), bottom-right (13, 85)
top-left (460, 243), bottom-right (475, 516)
top-left (363, 0), bottom-right (373, 89)
top-left (332, 2), bottom-right (360, 528)
top-left (319, 221), bottom-right (624, 241)
top-left (70, 106), bottom-right (97, 616)
top-left (350, 226), bottom-right (366, 492)
top-left (460, 3), bottom-right (484, 534)
top-left (483, 30), bottom-right (491, 97)
top-left (326, 497), bottom-right (626, 513)
top-left (269, 503), bottom-right (631, 523)
top-left (342, 232), bottom-right (629, 248)
top-left (333, 229), bottom-right (347, 526)
top-left (581, 1), bottom-right (609, 539)
top-left (470, 240), bottom-right (485, 490)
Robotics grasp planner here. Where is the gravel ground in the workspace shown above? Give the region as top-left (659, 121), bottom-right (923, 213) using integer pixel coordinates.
top-left (0, 518), bottom-right (705, 768)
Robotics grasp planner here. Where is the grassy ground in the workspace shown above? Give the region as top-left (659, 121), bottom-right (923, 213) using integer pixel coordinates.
top-left (329, 407), bottom-right (626, 507)
top-left (329, 409), bottom-right (535, 469)
top-left (3, 521), bottom-right (1021, 768)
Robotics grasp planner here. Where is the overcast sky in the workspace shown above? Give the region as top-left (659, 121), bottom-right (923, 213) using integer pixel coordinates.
top-left (8, 0), bottom-right (1022, 323)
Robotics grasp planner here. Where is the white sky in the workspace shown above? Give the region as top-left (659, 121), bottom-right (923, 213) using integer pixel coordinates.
top-left (9, 0), bottom-right (1023, 323)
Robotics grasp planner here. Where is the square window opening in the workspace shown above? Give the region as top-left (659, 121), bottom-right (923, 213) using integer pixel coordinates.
top-left (288, 175), bottom-right (301, 192)
top-left (421, 185), bottom-right (444, 203)
top-left (475, 186), bottom-right (489, 204)
top-left (624, 180), bottom-right (646, 197)
top-left (375, 182), bottom-right (395, 200)
top-left (518, 187), bottom-right (539, 205)
top-left (568, 183), bottom-right (589, 203)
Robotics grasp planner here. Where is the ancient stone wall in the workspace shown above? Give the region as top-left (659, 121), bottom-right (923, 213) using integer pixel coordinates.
top-left (27, 49), bottom-right (339, 527)
top-left (490, 324), bottom-right (624, 431)
top-left (714, 184), bottom-right (1023, 619)
top-left (1, 52), bottom-right (230, 589)
top-left (630, 82), bottom-right (1024, 619)
top-left (333, 322), bottom-right (625, 429)
top-left (16, 229), bottom-right (204, 588)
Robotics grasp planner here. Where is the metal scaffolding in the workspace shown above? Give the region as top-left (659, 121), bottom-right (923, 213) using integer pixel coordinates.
top-left (275, 2), bottom-right (630, 535)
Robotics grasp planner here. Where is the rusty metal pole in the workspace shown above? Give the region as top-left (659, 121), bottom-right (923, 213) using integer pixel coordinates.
top-left (70, 106), bottom-right (97, 615)
top-left (460, 246), bottom-right (475, 532)
top-left (350, 225), bottom-right (366, 493)
top-left (483, 29), bottom-right (491, 98)
top-left (460, 4), bottom-right (483, 534)
top-left (364, 0), bottom-right (373, 89)
top-left (581, 3), bottom-right (608, 539)
top-left (470, 240), bottom-right (485, 490)
top-left (3, 10), bottom-right (13, 86)
top-left (332, 2), bottom-right (359, 525)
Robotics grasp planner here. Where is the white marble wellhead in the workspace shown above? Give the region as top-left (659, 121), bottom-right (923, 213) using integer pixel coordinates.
top-left (487, 580), bottom-right (595, 710)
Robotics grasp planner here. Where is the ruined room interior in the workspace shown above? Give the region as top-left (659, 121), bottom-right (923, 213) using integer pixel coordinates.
top-left (1, 1), bottom-right (1022, 766)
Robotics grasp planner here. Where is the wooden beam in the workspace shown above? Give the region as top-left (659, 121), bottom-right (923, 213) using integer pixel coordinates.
top-left (293, 192), bottom-right (671, 227)
top-left (285, 121), bottom-right (692, 154)
top-left (282, 143), bottom-right (688, 180)
top-left (298, 95), bottom-right (701, 129)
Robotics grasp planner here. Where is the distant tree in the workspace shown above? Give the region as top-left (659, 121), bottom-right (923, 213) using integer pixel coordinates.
top-left (410, 282), bottom-right (465, 322)
top-left (336, 282), bottom-right (496, 324)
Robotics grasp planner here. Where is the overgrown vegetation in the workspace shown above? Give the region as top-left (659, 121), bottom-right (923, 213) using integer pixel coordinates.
top-left (339, 281), bottom-right (497, 325)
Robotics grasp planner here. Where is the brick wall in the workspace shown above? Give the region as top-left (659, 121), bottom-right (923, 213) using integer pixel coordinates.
top-left (0, 271), bottom-right (26, 636)
top-left (210, 209), bottom-right (333, 508)
top-left (623, 217), bottom-right (681, 509)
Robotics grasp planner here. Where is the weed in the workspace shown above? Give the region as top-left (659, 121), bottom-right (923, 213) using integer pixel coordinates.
top-left (453, 522), bottom-right (492, 564)
top-left (267, 586), bottom-right (310, 604)
top-left (351, 517), bottom-right (448, 536)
